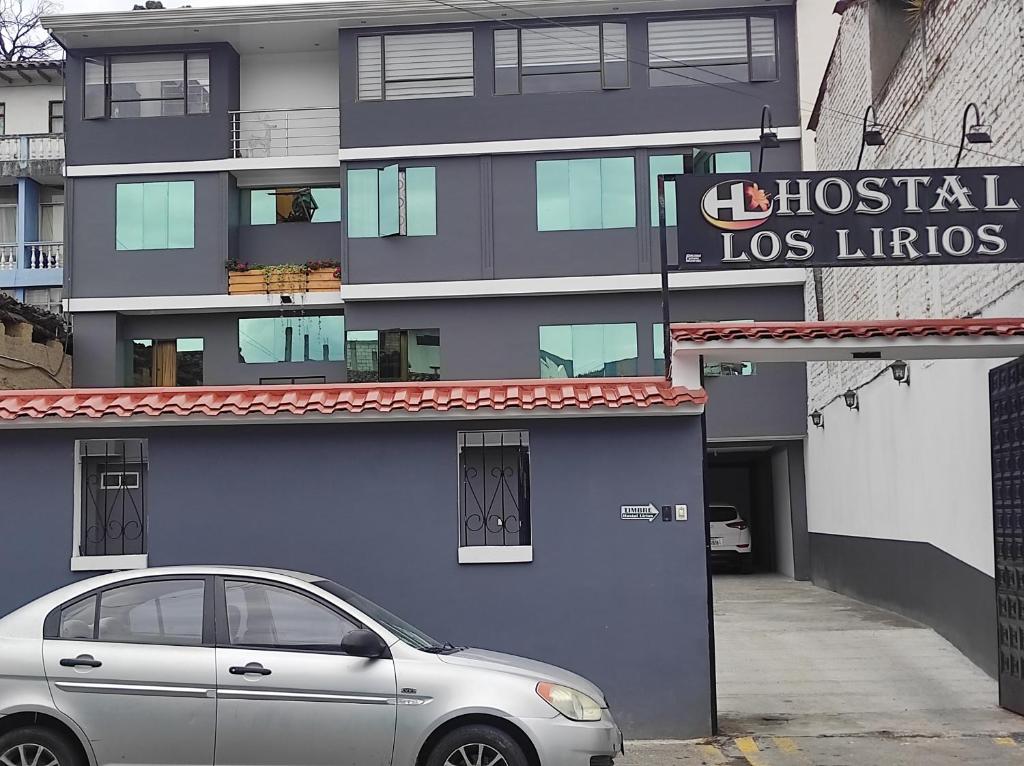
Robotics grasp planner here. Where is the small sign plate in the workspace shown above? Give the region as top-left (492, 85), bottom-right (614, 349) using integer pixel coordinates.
top-left (621, 504), bottom-right (659, 522)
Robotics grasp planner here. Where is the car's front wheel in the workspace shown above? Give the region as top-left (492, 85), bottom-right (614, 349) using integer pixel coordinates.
top-left (426, 724), bottom-right (530, 766)
top-left (0, 727), bottom-right (81, 766)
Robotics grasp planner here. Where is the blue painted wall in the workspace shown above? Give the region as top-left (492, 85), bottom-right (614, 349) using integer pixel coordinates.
top-left (0, 415), bottom-right (711, 738)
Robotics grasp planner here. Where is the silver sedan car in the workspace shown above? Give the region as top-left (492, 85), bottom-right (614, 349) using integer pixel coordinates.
top-left (0, 567), bottom-right (622, 766)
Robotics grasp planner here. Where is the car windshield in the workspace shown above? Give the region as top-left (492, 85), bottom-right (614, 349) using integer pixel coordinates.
top-left (710, 506), bottom-right (738, 522)
top-left (314, 579), bottom-right (441, 651)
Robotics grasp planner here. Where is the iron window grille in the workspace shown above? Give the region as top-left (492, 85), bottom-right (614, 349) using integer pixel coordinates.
top-left (76, 439), bottom-right (148, 558)
top-left (458, 431), bottom-right (531, 549)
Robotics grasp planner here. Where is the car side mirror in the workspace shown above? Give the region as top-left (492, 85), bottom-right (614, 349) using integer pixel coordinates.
top-left (341, 629), bottom-right (388, 659)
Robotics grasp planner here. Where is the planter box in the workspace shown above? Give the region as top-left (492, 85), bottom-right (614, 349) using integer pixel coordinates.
top-left (227, 268), bottom-right (341, 295)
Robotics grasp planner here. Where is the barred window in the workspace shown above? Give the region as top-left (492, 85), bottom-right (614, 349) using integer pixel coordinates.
top-left (458, 431), bottom-right (532, 564)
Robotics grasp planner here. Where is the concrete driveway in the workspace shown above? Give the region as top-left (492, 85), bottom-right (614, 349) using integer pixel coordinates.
top-left (619, 574), bottom-right (1024, 764)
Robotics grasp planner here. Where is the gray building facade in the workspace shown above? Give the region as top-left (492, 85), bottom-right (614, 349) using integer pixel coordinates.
top-left (25, 0), bottom-right (810, 739)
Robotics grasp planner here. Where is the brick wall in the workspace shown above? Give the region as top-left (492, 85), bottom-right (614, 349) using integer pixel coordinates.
top-left (808, 0), bottom-right (1024, 408)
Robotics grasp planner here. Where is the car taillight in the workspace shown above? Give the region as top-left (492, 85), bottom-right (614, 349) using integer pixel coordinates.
top-left (726, 521), bottom-right (748, 530)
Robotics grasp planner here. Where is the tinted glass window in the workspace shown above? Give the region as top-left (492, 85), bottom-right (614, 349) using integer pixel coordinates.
top-left (347, 167), bottom-right (436, 238)
top-left (710, 506), bottom-right (738, 522)
top-left (97, 580), bottom-right (205, 645)
top-left (225, 581), bottom-right (358, 651)
top-left (60, 596), bottom-right (97, 640)
top-left (238, 316), bottom-right (345, 364)
top-left (345, 328), bottom-right (440, 382)
top-left (116, 181), bottom-right (195, 250)
top-left (539, 323), bottom-right (638, 378)
top-left (536, 157), bottom-right (635, 231)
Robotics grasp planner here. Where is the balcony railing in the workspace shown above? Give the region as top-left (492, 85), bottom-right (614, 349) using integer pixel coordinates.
top-left (0, 134), bottom-right (65, 162)
top-left (26, 242), bottom-right (63, 269)
top-left (0, 242), bottom-right (63, 271)
top-left (0, 244), bottom-right (16, 270)
top-left (230, 107), bottom-right (339, 159)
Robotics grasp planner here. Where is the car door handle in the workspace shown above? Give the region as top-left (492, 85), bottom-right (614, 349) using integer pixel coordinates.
top-left (60, 656), bottom-right (102, 668)
top-left (229, 664), bottom-right (271, 676)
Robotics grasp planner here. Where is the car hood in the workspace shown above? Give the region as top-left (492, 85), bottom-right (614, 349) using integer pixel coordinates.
top-left (439, 648), bottom-right (606, 706)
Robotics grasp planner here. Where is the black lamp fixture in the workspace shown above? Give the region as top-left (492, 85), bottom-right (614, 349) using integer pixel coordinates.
top-left (758, 105), bottom-right (779, 171)
top-left (891, 359), bottom-right (910, 385)
top-left (856, 105), bottom-right (885, 170)
top-left (810, 410), bottom-right (824, 428)
top-left (955, 102), bottom-right (992, 167)
top-left (280, 295), bottom-right (293, 305)
top-left (843, 388), bottom-right (859, 410)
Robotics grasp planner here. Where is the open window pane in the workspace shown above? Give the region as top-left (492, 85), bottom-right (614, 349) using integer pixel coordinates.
top-left (84, 57), bottom-right (106, 119)
top-left (345, 328), bottom-right (440, 382)
top-left (238, 316), bottom-right (345, 364)
top-left (311, 188), bottom-right (342, 223)
top-left (494, 29), bottom-right (520, 95)
top-left (650, 154), bottom-right (683, 226)
top-left (378, 164), bottom-right (401, 236)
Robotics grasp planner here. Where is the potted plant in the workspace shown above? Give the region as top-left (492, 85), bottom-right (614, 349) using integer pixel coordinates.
top-left (226, 259), bottom-right (341, 295)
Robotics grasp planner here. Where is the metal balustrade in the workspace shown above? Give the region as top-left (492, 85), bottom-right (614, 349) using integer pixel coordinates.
top-left (0, 134), bottom-right (65, 162)
top-left (230, 107), bottom-right (339, 158)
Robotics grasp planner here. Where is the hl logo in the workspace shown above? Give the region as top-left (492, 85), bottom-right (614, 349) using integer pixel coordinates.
top-left (700, 180), bottom-right (775, 231)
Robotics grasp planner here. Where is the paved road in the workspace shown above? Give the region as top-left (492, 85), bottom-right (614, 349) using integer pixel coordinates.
top-left (619, 575), bottom-right (1024, 764)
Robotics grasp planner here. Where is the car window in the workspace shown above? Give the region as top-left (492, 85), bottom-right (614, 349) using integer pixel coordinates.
top-left (97, 580), bottom-right (205, 645)
top-left (59, 596), bottom-right (97, 640)
top-left (224, 580), bottom-right (358, 651)
top-left (709, 506), bottom-right (738, 522)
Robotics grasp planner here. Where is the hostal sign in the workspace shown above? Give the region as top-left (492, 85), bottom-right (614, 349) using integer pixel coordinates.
top-left (673, 167), bottom-right (1023, 269)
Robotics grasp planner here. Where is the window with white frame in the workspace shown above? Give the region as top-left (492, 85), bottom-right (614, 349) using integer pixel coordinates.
top-left (493, 22), bottom-right (628, 95)
top-left (73, 439), bottom-right (149, 571)
top-left (647, 15), bottom-right (778, 87)
top-left (458, 431), bottom-right (532, 564)
top-left (357, 31), bottom-right (474, 101)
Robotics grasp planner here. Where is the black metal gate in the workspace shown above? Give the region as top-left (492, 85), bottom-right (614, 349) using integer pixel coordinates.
top-left (990, 357), bottom-right (1024, 715)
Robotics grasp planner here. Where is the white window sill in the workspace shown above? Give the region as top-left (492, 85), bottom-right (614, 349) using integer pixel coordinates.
top-left (458, 546), bottom-right (532, 565)
top-left (71, 554), bottom-right (149, 572)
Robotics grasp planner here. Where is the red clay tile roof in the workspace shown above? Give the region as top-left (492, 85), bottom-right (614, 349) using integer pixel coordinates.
top-left (0, 378), bottom-right (705, 425)
top-left (671, 318), bottom-right (1024, 344)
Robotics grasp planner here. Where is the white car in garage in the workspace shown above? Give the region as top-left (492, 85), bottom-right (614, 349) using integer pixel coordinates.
top-left (709, 504), bottom-right (753, 573)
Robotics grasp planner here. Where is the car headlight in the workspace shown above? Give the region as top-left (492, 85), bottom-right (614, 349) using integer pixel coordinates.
top-left (536, 681), bottom-right (603, 722)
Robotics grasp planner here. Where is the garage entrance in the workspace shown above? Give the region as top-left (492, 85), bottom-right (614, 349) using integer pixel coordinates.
top-left (708, 442), bottom-right (808, 578)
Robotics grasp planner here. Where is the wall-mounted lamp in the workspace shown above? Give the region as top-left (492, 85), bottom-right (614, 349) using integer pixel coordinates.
top-left (280, 295), bottom-right (293, 304)
top-left (759, 105), bottom-right (779, 171)
top-left (856, 105), bottom-right (885, 170)
top-left (891, 359), bottom-right (910, 385)
top-left (955, 102), bottom-right (992, 167)
top-left (810, 410), bottom-right (824, 428)
top-left (843, 389), bottom-right (860, 410)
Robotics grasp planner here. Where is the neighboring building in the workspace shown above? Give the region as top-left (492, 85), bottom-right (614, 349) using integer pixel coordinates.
top-left (9, 0), bottom-right (809, 737)
top-left (0, 60), bottom-right (65, 313)
top-left (0, 293), bottom-right (70, 388)
top-left (806, 0), bottom-right (1024, 675)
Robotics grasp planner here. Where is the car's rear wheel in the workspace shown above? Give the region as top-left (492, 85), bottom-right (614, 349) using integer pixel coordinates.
top-left (426, 724), bottom-right (529, 766)
top-left (0, 727), bottom-right (80, 766)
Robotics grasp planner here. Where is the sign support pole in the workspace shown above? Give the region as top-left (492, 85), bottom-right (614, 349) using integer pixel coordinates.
top-left (658, 171), bottom-right (719, 735)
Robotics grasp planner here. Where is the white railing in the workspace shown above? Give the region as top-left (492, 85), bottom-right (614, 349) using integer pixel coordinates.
top-left (25, 242), bottom-right (64, 269)
top-left (0, 134), bottom-right (65, 162)
top-left (230, 107), bottom-right (339, 158)
top-left (0, 244), bottom-right (17, 270)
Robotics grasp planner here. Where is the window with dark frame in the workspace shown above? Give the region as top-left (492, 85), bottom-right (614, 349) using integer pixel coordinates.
top-left (48, 100), bottom-right (64, 133)
top-left (129, 338), bottom-right (204, 386)
top-left (345, 328), bottom-right (440, 382)
top-left (458, 431), bottom-right (531, 550)
top-left (76, 439), bottom-right (148, 559)
top-left (83, 53), bottom-right (211, 119)
top-left (0, 103), bottom-right (5, 134)
top-left (494, 22), bottom-right (628, 96)
top-left (647, 15), bottom-right (778, 87)
top-left (357, 31), bottom-right (474, 101)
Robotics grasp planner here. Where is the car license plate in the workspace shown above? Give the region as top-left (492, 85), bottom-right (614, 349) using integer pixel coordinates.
top-left (711, 537), bottom-right (724, 547)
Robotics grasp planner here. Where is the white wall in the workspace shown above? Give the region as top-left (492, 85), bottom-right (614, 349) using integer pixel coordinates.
top-left (771, 448), bottom-right (796, 578)
top-left (239, 50), bottom-right (339, 111)
top-left (805, 0), bottom-right (1024, 577)
top-left (795, 0), bottom-right (840, 170)
top-left (1, 83), bottom-right (65, 135)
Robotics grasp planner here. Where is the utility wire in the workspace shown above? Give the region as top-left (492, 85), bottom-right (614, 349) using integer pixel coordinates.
top-left (425, 0), bottom-right (1023, 166)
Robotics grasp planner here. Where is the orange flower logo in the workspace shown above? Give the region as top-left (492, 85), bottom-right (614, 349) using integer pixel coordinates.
top-left (746, 183), bottom-right (772, 212)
